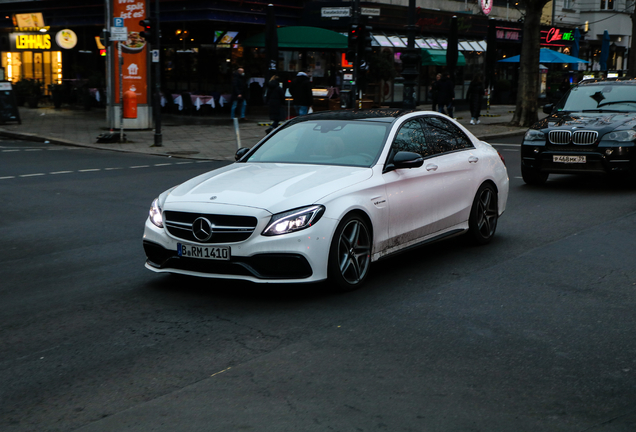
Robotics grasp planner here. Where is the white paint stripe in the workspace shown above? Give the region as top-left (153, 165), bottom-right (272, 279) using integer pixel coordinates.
top-left (20, 173), bottom-right (45, 177)
top-left (79, 169), bottom-right (101, 172)
top-left (25, 149), bottom-right (43, 152)
top-left (0, 176), bottom-right (16, 180)
top-left (130, 165), bottom-right (150, 169)
top-left (154, 163), bottom-right (171, 166)
top-left (2, 149), bottom-right (20, 152)
top-left (50, 171), bottom-right (73, 175)
top-left (104, 167), bottom-right (123, 170)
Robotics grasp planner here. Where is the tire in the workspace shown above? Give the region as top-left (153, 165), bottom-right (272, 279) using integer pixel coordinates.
top-left (328, 214), bottom-right (372, 291)
top-left (521, 165), bottom-right (549, 185)
top-left (468, 183), bottom-right (499, 245)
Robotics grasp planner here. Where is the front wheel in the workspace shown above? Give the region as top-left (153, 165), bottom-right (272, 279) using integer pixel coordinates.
top-left (328, 214), bottom-right (372, 291)
top-left (468, 183), bottom-right (499, 245)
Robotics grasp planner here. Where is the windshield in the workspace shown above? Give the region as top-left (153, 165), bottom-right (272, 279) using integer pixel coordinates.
top-left (556, 84), bottom-right (636, 112)
top-left (246, 120), bottom-right (390, 167)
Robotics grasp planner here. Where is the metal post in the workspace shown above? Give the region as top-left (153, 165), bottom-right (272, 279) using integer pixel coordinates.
top-left (105, 0), bottom-right (114, 131)
top-left (119, 41), bottom-right (124, 143)
top-left (233, 118), bottom-right (242, 149)
top-left (152, 0), bottom-right (162, 147)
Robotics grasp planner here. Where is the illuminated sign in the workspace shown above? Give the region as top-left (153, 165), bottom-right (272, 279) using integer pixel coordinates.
top-left (15, 34), bottom-right (51, 50)
top-left (56, 29), bottom-right (77, 49)
top-left (543, 28), bottom-right (574, 44)
top-left (480, 0), bottom-right (493, 15)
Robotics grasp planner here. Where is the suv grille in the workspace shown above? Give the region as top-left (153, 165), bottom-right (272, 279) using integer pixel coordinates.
top-left (163, 211), bottom-right (258, 244)
top-left (572, 131), bottom-right (598, 145)
top-left (549, 130), bottom-right (598, 145)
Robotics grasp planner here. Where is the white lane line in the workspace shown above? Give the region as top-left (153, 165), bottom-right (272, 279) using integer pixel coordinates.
top-left (50, 171), bottom-right (73, 175)
top-left (79, 169), bottom-right (101, 172)
top-left (502, 149), bottom-right (519, 152)
top-left (19, 173), bottom-right (46, 177)
top-left (0, 176), bottom-right (16, 180)
top-left (104, 167), bottom-right (123, 170)
top-left (2, 149), bottom-right (20, 153)
top-left (176, 162), bottom-right (193, 165)
top-left (130, 165), bottom-right (150, 169)
top-left (25, 149), bottom-right (43, 152)
top-left (154, 163), bottom-right (172, 167)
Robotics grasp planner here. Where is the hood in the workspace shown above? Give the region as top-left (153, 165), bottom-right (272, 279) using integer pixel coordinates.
top-left (533, 112), bottom-right (636, 135)
top-left (165, 163), bottom-right (372, 214)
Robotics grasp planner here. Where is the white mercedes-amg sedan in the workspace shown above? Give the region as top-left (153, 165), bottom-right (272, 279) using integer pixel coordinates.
top-left (143, 109), bottom-right (509, 291)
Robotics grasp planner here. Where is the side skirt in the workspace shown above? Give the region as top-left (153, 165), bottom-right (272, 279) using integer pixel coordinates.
top-left (373, 228), bottom-right (466, 262)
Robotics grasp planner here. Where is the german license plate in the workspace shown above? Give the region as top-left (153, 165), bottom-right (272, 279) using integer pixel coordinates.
top-left (553, 155), bottom-right (586, 163)
top-left (177, 243), bottom-right (230, 260)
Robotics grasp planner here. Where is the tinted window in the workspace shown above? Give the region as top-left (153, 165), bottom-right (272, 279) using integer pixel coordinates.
top-left (421, 117), bottom-right (473, 153)
top-left (556, 83), bottom-right (636, 112)
top-left (246, 120), bottom-right (389, 167)
top-left (391, 119), bottom-right (436, 157)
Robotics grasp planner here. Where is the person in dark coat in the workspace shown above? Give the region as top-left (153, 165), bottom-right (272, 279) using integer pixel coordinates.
top-left (466, 74), bottom-right (485, 125)
top-left (265, 75), bottom-right (285, 134)
top-left (289, 71), bottom-right (313, 116)
top-left (231, 67), bottom-right (248, 120)
top-left (429, 73), bottom-right (441, 111)
top-left (437, 72), bottom-right (455, 118)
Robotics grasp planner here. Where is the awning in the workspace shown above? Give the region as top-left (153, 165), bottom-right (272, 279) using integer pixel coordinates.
top-left (242, 26), bottom-right (347, 49)
top-left (421, 49), bottom-right (466, 66)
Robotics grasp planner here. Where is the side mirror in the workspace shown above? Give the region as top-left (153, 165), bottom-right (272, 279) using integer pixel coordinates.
top-left (387, 151), bottom-right (424, 172)
top-left (235, 147), bottom-right (250, 161)
top-left (543, 103), bottom-right (554, 115)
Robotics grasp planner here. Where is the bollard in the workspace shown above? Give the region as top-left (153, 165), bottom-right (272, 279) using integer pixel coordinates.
top-left (233, 117), bottom-right (241, 149)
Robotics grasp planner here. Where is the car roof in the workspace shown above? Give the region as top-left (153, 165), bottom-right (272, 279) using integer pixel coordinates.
top-left (578, 77), bottom-right (636, 86)
top-left (286, 108), bottom-right (419, 126)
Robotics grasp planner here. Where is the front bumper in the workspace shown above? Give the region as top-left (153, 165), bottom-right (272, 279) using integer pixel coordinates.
top-left (521, 142), bottom-right (636, 175)
top-left (142, 215), bottom-right (337, 284)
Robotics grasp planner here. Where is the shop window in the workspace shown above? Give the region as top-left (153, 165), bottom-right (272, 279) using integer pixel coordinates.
top-left (600, 0), bottom-right (614, 9)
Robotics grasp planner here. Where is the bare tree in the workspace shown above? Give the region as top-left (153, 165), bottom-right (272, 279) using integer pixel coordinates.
top-left (510, 0), bottom-right (551, 127)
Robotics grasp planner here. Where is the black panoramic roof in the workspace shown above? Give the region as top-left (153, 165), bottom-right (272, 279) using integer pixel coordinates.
top-left (286, 108), bottom-right (419, 126)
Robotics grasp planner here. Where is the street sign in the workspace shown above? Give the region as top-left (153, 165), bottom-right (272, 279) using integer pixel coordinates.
top-left (113, 17), bottom-right (124, 27)
top-left (110, 26), bottom-right (127, 41)
top-left (361, 8), bottom-right (381, 16)
top-left (151, 49), bottom-right (159, 63)
top-left (321, 7), bottom-right (351, 18)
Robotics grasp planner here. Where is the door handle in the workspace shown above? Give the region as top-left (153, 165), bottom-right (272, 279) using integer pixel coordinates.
top-left (468, 156), bottom-right (479, 163)
top-left (426, 164), bottom-right (438, 171)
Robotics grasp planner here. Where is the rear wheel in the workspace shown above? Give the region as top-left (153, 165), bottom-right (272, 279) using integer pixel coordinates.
top-left (522, 165), bottom-right (549, 185)
top-left (328, 214), bottom-right (372, 291)
top-left (468, 183), bottom-right (499, 245)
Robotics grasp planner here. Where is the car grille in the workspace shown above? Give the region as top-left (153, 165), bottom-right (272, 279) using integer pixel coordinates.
top-left (163, 211), bottom-right (258, 244)
top-left (548, 130), bottom-right (598, 145)
top-left (546, 144), bottom-right (597, 152)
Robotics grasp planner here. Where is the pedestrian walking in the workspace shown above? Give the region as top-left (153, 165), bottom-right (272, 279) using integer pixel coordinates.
top-left (231, 67), bottom-right (248, 120)
top-left (265, 74), bottom-right (285, 134)
top-left (466, 74), bottom-right (485, 125)
top-left (437, 72), bottom-right (455, 118)
top-left (290, 71), bottom-right (313, 116)
top-left (429, 73), bottom-right (441, 111)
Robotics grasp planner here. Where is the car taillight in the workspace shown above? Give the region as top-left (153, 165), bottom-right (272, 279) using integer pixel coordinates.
top-left (497, 151), bottom-right (506, 165)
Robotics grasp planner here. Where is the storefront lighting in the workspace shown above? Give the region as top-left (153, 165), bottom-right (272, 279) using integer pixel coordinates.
top-left (584, 21), bottom-right (589, 32)
top-left (39, 27), bottom-right (47, 32)
top-left (176, 29), bottom-right (182, 35)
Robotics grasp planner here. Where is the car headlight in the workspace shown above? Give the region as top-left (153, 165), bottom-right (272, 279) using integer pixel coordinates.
top-left (524, 129), bottom-right (546, 141)
top-left (606, 130), bottom-right (636, 142)
top-left (149, 198), bottom-right (164, 228)
top-left (263, 205), bottom-right (325, 236)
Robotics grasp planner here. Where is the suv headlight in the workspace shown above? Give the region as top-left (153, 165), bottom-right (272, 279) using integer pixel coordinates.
top-left (524, 129), bottom-right (546, 141)
top-left (263, 205), bottom-right (325, 236)
top-left (606, 130), bottom-right (636, 142)
top-left (149, 198), bottom-right (164, 228)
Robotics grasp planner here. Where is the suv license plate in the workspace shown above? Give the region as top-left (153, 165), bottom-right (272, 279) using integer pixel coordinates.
top-left (177, 243), bottom-right (230, 260)
top-left (553, 155), bottom-right (586, 163)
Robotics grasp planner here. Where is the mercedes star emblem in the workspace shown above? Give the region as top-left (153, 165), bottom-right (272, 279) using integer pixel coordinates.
top-left (192, 217), bottom-right (213, 242)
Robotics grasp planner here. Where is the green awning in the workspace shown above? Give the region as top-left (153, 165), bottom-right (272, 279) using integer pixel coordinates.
top-left (242, 26), bottom-right (348, 49)
top-left (421, 49), bottom-right (466, 66)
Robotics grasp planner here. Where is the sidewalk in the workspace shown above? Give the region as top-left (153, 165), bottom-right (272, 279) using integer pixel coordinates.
top-left (0, 103), bottom-right (528, 161)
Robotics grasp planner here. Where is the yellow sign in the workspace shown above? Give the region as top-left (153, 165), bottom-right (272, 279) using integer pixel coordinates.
top-left (16, 34), bottom-right (51, 50)
top-left (13, 13), bottom-right (45, 28)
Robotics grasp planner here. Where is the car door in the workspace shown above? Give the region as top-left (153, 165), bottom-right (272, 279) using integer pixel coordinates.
top-left (419, 116), bottom-right (478, 229)
top-left (381, 117), bottom-right (446, 251)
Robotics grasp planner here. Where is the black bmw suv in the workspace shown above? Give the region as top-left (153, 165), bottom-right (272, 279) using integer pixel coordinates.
top-left (521, 78), bottom-right (636, 184)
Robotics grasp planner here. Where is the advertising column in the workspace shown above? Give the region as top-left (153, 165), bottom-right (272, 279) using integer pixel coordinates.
top-left (111, 0), bottom-right (150, 129)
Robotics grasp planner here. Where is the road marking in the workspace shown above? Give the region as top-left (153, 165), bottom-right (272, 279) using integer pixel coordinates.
top-left (0, 160), bottom-right (214, 181)
top-left (502, 148), bottom-right (519, 152)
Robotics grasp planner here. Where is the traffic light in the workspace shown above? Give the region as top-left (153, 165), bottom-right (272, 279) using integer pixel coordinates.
top-left (346, 24), bottom-right (359, 63)
top-left (139, 18), bottom-right (154, 44)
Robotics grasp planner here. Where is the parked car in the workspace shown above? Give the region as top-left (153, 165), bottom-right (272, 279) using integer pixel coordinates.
top-left (522, 78), bottom-right (636, 185)
top-left (143, 109), bottom-right (509, 291)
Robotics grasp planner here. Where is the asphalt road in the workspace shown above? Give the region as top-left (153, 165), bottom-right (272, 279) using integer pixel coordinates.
top-left (1, 136), bottom-right (636, 432)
